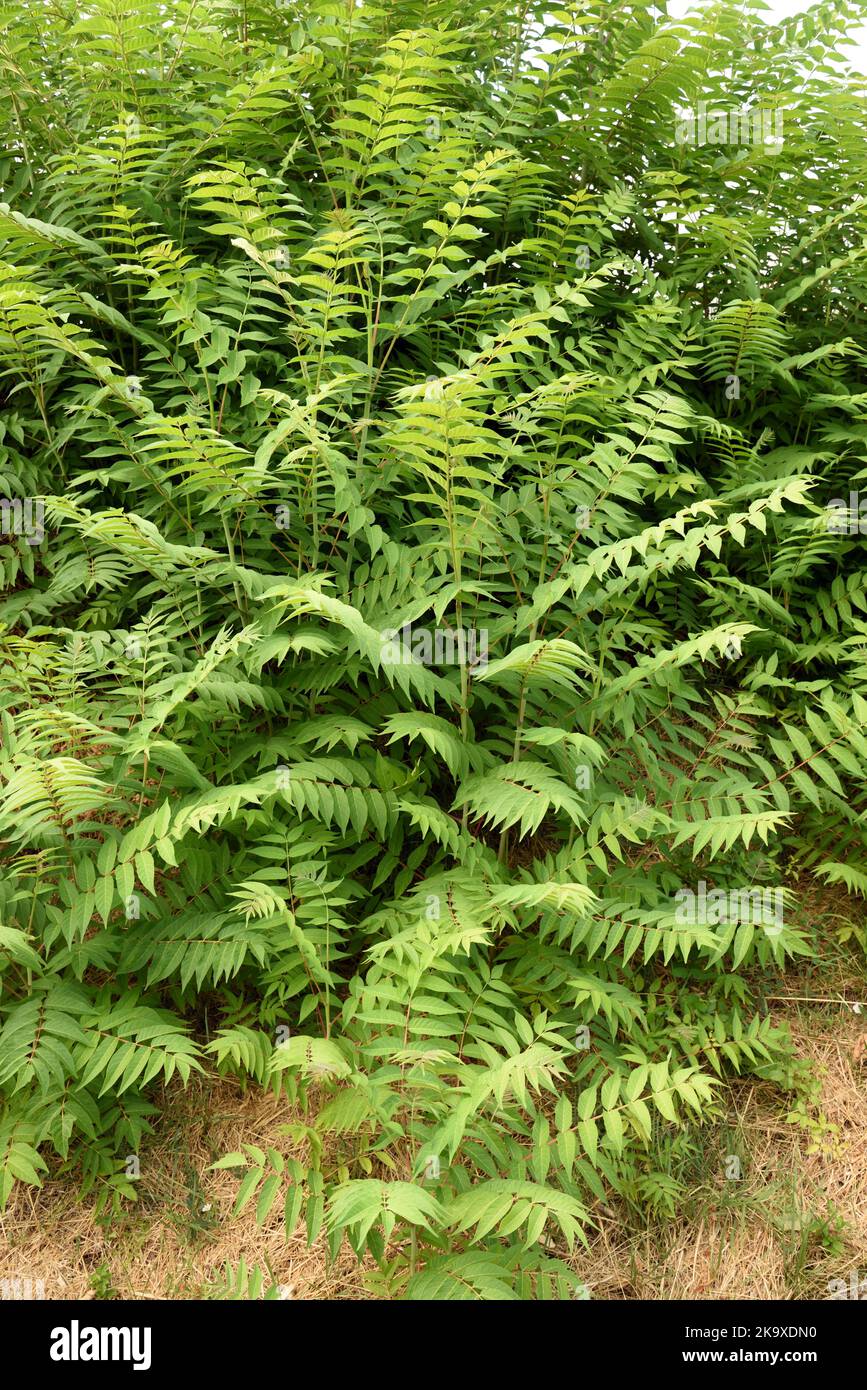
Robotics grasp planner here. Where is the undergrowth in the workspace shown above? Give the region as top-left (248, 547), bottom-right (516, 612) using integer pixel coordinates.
top-left (1, 0), bottom-right (867, 1299)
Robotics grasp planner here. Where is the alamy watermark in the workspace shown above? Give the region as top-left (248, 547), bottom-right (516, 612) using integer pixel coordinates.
top-left (380, 623), bottom-right (488, 672)
top-left (826, 493), bottom-right (867, 534)
top-left (0, 497), bottom-right (44, 545)
top-left (674, 103), bottom-right (784, 152)
top-left (674, 880), bottom-right (784, 935)
top-left (528, 505), bottom-right (593, 549)
top-left (827, 1270), bottom-right (867, 1299)
top-left (50, 1321), bottom-right (152, 1371)
top-left (2, 1277), bottom-right (45, 1299)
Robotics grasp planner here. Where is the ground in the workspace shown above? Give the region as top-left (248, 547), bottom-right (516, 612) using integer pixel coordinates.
top-left (2, 956), bottom-right (864, 1302)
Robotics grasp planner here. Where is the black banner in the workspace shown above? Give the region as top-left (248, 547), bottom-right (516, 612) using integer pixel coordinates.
top-left (0, 1295), bottom-right (857, 1377)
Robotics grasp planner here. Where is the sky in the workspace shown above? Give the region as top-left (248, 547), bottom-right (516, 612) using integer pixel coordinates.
top-left (666, 0), bottom-right (867, 74)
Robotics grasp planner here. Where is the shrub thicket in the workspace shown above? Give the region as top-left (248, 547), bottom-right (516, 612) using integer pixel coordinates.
top-left (1, 0), bottom-right (866, 1298)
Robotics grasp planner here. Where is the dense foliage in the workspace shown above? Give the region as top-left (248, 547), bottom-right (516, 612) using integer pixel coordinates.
top-left (1, 0), bottom-right (867, 1299)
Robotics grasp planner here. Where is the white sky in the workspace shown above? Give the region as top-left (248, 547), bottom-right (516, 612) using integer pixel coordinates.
top-left (666, 0), bottom-right (867, 74)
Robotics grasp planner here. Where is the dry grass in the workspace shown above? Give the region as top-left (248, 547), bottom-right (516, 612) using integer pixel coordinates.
top-left (2, 960), bottom-right (865, 1302)
top-left (575, 968), bottom-right (867, 1301)
top-left (0, 1078), bottom-right (370, 1301)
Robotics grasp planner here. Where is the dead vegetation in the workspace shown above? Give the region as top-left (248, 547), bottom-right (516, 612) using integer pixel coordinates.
top-left (577, 990), bottom-right (867, 1300)
top-left (2, 965), bottom-right (864, 1302)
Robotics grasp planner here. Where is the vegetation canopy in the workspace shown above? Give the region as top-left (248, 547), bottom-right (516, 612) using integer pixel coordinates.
top-left (1, 0), bottom-right (866, 1300)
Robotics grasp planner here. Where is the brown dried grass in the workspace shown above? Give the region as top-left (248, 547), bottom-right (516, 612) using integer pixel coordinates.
top-left (574, 965), bottom-right (867, 1300)
top-left (2, 961), bottom-right (864, 1302)
top-left (0, 1077), bottom-right (370, 1301)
